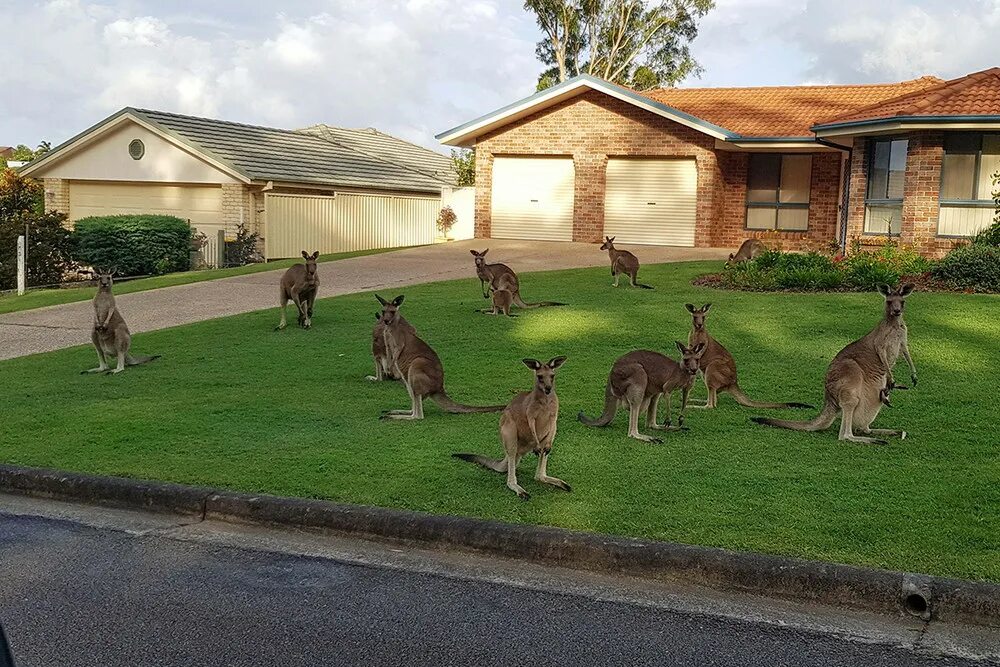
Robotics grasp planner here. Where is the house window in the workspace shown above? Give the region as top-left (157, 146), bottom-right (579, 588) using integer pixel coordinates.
top-left (745, 154), bottom-right (811, 231)
top-left (864, 138), bottom-right (907, 234)
top-left (939, 133), bottom-right (1000, 237)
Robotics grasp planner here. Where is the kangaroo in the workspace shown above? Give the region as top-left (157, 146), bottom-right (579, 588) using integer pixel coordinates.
top-left (470, 249), bottom-right (564, 309)
top-left (367, 311), bottom-right (412, 382)
top-left (376, 294), bottom-right (506, 419)
top-left (82, 271), bottom-right (159, 375)
top-left (578, 343), bottom-right (704, 443)
top-left (477, 289), bottom-right (516, 317)
top-left (453, 357), bottom-right (570, 500)
top-left (686, 303), bottom-right (813, 410)
top-left (276, 250), bottom-right (320, 330)
top-left (726, 239), bottom-right (766, 267)
top-left (751, 284), bottom-right (917, 444)
top-left (600, 236), bottom-right (653, 289)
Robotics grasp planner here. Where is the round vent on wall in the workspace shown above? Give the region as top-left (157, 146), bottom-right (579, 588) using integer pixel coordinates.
top-left (128, 139), bottom-right (145, 160)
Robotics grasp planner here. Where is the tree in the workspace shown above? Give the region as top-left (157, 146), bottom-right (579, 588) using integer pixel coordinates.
top-left (525, 0), bottom-right (714, 91)
top-left (0, 168), bottom-right (44, 218)
top-left (451, 149), bottom-right (475, 187)
top-left (1, 141), bottom-right (51, 168)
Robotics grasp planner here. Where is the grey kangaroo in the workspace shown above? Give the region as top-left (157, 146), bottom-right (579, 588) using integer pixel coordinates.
top-left (752, 284), bottom-right (917, 444)
top-left (686, 303), bottom-right (812, 410)
top-left (453, 357), bottom-right (570, 500)
top-left (470, 249), bottom-right (564, 308)
top-left (600, 236), bottom-right (653, 289)
top-left (82, 271), bottom-right (159, 375)
top-left (578, 343), bottom-right (704, 443)
top-left (377, 294), bottom-right (506, 419)
top-left (726, 239), bottom-right (766, 267)
top-left (276, 250), bottom-right (320, 330)
top-left (476, 289), bottom-right (516, 317)
top-left (368, 311), bottom-right (406, 381)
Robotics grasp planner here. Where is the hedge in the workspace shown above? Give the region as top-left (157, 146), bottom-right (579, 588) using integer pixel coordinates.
top-left (931, 244), bottom-right (1000, 292)
top-left (73, 215), bottom-right (192, 276)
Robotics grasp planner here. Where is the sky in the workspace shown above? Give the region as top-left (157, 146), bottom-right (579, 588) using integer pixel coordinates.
top-left (2, 0), bottom-right (1000, 153)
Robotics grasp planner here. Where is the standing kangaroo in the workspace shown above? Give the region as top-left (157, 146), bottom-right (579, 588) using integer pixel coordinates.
top-left (470, 249), bottom-right (564, 309)
top-left (453, 357), bottom-right (570, 500)
top-left (726, 239), bottom-right (766, 267)
top-left (276, 250), bottom-right (320, 330)
top-left (367, 311), bottom-right (411, 382)
top-left (686, 303), bottom-right (813, 410)
top-left (751, 284), bottom-right (917, 444)
top-left (377, 294), bottom-right (506, 419)
top-left (578, 343), bottom-right (704, 444)
top-left (600, 236), bottom-right (653, 289)
top-left (82, 272), bottom-right (159, 375)
top-left (476, 289), bottom-right (516, 317)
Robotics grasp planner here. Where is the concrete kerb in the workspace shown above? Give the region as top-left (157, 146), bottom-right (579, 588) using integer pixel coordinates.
top-left (2, 463), bottom-right (998, 628)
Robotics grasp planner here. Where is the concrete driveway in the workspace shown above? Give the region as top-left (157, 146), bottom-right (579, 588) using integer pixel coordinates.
top-left (0, 239), bottom-right (728, 361)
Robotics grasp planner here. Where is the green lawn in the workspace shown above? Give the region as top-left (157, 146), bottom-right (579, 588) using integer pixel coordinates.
top-left (0, 247), bottom-right (401, 315)
top-left (1, 261), bottom-right (997, 581)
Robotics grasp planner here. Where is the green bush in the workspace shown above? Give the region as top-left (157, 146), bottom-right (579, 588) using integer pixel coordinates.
top-left (972, 220), bottom-right (1000, 247)
top-left (0, 210), bottom-right (76, 290)
top-left (721, 245), bottom-right (930, 292)
top-left (931, 244), bottom-right (1000, 292)
top-left (73, 215), bottom-right (192, 276)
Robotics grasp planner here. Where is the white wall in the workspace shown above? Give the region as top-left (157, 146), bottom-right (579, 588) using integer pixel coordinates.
top-left (441, 186), bottom-right (475, 240)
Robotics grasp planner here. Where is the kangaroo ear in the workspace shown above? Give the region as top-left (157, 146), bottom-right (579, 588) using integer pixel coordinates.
top-left (522, 358), bottom-right (542, 370)
top-left (311, 251), bottom-right (320, 260)
top-left (374, 312), bottom-right (381, 321)
top-left (375, 294), bottom-right (389, 306)
top-left (685, 303), bottom-right (696, 313)
top-left (693, 342), bottom-right (706, 355)
top-left (877, 284), bottom-right (891, 297)
top-left (301, 251), bottom-right (309, 259)
top-left (470, 250), bottom-right (479, 256)
top-left (728, 253), bottom-right (734, 260)
top-left (675, 341), bottom-right (687, 355)
top-left (702, 303), bottom-right (712, 312)
top-left (547, 355), bottom-right (567, 369)
top-left (482, 248), bottom-right (489, 255)
top-left (392, 295), bottom-right (405, 306)
top-left (898, 283), bottom-right (915, 297)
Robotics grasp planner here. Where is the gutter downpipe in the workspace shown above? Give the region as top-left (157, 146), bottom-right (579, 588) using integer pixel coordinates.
top-left (814, 137), bottom-right (853, 254)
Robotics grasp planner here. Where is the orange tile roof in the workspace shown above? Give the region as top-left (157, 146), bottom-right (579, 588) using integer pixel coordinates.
top-left (641, 77), bottom-right (944, 137)
top-left (815, 68), bottom-right (1000, 127)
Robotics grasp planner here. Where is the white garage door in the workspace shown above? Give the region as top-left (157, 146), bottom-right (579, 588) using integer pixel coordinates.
top-left (68, 182), bottom-right (223, 228)
top-left (604, 159), bottom-right (697, 246)
top-left (491, 157), bottom-right (574, 241)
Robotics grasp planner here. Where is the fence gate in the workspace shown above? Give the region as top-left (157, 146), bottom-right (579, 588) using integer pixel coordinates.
top-left (264, 192), bottom-right (438, 259)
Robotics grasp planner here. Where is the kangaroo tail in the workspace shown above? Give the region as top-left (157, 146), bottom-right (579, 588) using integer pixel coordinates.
top-left (512, 293), bottom-right (565, 309)
top-left (126, 354), bottom-right (161, 366)
top-left (729, 383), bottom-right (814, 410)
top-left (577, 381), bottom-right (617, 427)
top-left (452, 453), bottom-right (507, 472)
top-left (750, 398), bottom-right (837, 432)
top-left (634, 282), bottom-right (654, 290)
top-left (431, 392), bottom-right (506, 414)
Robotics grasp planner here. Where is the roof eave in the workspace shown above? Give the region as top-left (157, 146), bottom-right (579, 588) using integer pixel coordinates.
top-left (436, 74), bottom-right (737, 146)
top-left (812, 114), bottom-right (1000, 137)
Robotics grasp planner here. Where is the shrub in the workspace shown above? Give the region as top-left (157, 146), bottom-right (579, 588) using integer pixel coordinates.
top-left (436, 206), bottom-right (457, 237)
top-left (841, 244), bottom-right (930, 290)
top-left (73, 214), bottom-right (192, 276)
top-left (224, 222), bottom-right (262, 267)
top-left (972, 220), bottom-right (1000, 247)
top-left (931, 245), bottom-right (1000, 292)
top-left (0, 210), bottom-right (76, 290)
top-left (0, 168), bottom-right (44, 218)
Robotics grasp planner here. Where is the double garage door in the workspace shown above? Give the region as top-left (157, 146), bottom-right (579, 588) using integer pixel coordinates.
top-left (490, 157), bottom-right (697, 246)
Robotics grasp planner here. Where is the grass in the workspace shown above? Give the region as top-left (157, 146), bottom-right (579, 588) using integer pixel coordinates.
top-left (0, 247), bottom-right (401, 315)
top-left (1, 261), bottom-right (998, 582)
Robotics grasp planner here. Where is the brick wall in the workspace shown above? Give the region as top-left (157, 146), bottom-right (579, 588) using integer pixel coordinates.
top-left (43, 178), bottom-right (70, 219)
top-left (845, 132), bottom-right (965, 259)
top-left (473, 90), bottom-right (844, 249)
top-left (221, 183), bottom-right (253, 230)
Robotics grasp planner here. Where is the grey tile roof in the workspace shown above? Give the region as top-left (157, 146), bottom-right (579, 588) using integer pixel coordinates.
top-left (297, 125), bottom-right (457, 186)
top-left (130, 108), bottom-right (452, 194)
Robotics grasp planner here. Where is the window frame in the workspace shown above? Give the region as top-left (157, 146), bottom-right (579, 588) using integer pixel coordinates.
top-left (863, 137), bottom-right (908, 236)
top-left (936, 133), bottom-right (1000, 239)
top-left (743, 153), bottom-right (812, 232)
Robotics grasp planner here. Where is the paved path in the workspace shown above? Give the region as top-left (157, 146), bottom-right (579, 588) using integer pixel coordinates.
top-left (0, 240), bottom-right (727, 360)
top-left (2, 497), bottom-right (996, 667)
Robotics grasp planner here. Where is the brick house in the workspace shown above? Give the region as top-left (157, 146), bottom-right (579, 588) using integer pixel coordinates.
top-left (437, 67), bottom-right (1000, 257)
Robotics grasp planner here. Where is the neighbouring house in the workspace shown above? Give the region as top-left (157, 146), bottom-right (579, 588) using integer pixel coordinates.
top-left (0, 146), bottom-right (13, 159)
top-left (19, 109), bottom-right (460, 261)
top-left (437, 67), bottom-right (1000, 258)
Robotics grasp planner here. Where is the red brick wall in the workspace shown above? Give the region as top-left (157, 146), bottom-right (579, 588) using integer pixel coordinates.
top-left (711, 151), bottom-right (843, 252)
top-left (473, 90), bottom-right (843, 249)
top-left (846, 132), bottom-right (967, 258)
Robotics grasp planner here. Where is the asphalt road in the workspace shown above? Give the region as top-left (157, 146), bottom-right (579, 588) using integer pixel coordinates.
top-left (0, 510), bottom-right (990, 667)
